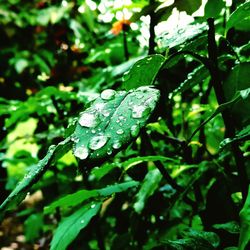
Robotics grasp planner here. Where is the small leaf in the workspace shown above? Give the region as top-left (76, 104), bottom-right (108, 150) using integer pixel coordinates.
top-left (213, 221), bottom-right (240, 234)
top-left (226, 1), bottom-right (250, 32)
top-left (50, 202), bottom-right (102, 250)
top-left (44, 181), bottom-right (139, 214)
top-left (171, 65), bottom-right (209, 97)
top-left (72, 86), bottom-right (160, 164)
top-left (220, 124), bottom-right (250, 148)
top-left (121, 155), bottom-right (179, 171)
top-left (204, 0), bottom-right (225, 18)
top-left (133, 168), bottom-right (162, 213)
top-left (122, 55), bottom-right (165, 90)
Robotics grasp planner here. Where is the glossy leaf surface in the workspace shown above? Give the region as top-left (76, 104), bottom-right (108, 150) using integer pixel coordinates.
top-left (72, 86), bottom-right (160, 163)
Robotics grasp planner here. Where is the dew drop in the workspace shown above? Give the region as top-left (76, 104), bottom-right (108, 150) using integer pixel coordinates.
top-left (71, 136), bottom-right (80, 143)
top-left (112, 140), bottom-right (122, 149)
top-left (91, 129), bottom-right (96, 134)
top-left (74, 146), bottom-right (89, 160)
top-left (91, 204), bottom-right (96, 208)
top-left (116, 129), bottom-right (124, 135)
top-left (79, 112), bottom-right (99, 128)
top-left (132, 105), bottom-right (151, 119)
top-left (80, 219), bottom-right (85, 224)
top-left (130, 124), bottom-right (140, 137)
top-left (89, 135), bottom-right (108, 150)
top-left (107, 149), bottom-right (112, 155)
top-left (100, 89), bottom-right (116, 100)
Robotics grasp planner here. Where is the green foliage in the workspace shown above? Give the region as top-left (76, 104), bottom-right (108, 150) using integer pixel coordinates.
top-left (50, 202), bottom-right (102, 250)
top-left (0, 0), bottom-right (250, 249)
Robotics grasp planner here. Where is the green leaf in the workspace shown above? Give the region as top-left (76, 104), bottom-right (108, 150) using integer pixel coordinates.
top-left (213, 221), bottom-right (240, 234)
top-left (24, 213), bottom-right (43, 242)
top-left (174, 0), bottom-right (202, 15)
top-left (133, 168), bottom-right (162, 213)
top-left (122, 55), bottom-right (165, 90)
top-left (0, 138), bottom-right (72, 217)
top-left (50, 202), bottom-right (102, 250)
top-left (220, 124), bottom-right (250, 148)
top-left (226, 1), bottom-right (250, 32)
top-left (239, 185), bottom-right (250, 250)
top-left (223, 62), bottom-right (250, 128)
top-left (189, 93), bottom-right (242, 141)
top-left (204, 0), bottom-right (225, 18)
top-left (157, 22), bottom-right (207, 51)
top-left (121, 155), bottom-right (179, 171)
top-left (44, 181), bottom-right (139, 214)
top-left (72, 86), bottom-right (160, 164)
top-left (171, 65), bottom-right (209, 96)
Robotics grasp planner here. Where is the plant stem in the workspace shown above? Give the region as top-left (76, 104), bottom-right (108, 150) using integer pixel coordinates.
top-left (207, 18), bottom-right (248, 200)
top-left (148, 0), bottom-right (156, 54)
top-left (122, 25), bottom-right (129, 61)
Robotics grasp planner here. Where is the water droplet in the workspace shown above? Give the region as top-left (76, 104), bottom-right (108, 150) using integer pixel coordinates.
top-left (91, 129), bottom-right (96, 134)
top-left (107, 149), bottom-right (112, 155)
top-left (100, 89), bottom-right (116, 100)
top-left (103, 110), bottom-right (110, 117)
top-left (132, 105), bottom-right (151, 119)
top-left (80, 219), bottom-right (85, 224)
top-left (91, 204), bottom-right (96, 208)
top-left (112, 140), bottom-right (122, 149)
top-left (71, 136), bottom-right (80, 143)
top-left (130, 124), bottom-right (140, 137)
top-left (116, 129), bottom-right (124, 135)
top-left (74, 146), bottom-right (89, 160)
top-left (147, 57), bottom-right (152, 61)
top-left (79, 112), bottom-right (99, 128)
top-left (135, 92), bottom-right (143, 99)
top-left (89, 135), bottom-right (108, 150)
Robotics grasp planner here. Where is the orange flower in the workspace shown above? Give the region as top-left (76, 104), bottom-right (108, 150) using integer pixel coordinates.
top-left (111, 19), bottom-right (131, 35)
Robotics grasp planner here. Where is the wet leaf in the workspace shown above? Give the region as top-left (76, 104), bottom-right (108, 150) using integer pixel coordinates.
top-left (0, 138), bottom-right (72, 217)
top-left (72, 86), bottom-right (160, 164)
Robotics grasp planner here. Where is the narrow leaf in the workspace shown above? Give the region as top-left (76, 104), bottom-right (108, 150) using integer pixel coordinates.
top-left (50, 202), bottom-right (102, 250)
top-left (0, 138), bottom-right (72, 217)
top-left (44, 181), bottom-right (139, 214)
top-left (134, 169), bottom-right (162, 213)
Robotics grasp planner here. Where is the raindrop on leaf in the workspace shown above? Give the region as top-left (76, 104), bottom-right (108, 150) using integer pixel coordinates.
top-left (89, 135), bottom-right (108, 150)
top-left (74, 146), bottom-right (89, 160)
top-left (100, 89), bottom-right (116, 100)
